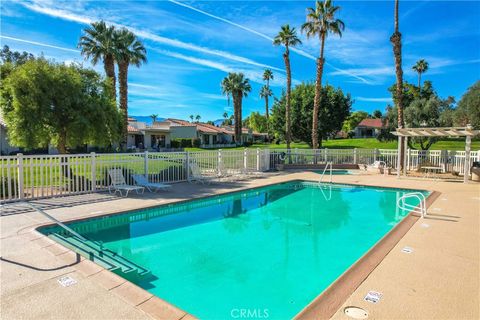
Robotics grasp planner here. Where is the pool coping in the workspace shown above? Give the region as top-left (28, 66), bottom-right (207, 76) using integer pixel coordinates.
top-left (295, 189), bottom-right (440, 320)
top-left (26, 178), bottom-right (439, 320)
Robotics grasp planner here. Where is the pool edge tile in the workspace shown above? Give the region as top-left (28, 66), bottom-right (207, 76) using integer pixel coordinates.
top-left (137, 296), bottom-right (188, 320)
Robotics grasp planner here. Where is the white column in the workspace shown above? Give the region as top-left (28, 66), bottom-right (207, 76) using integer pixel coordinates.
top-left (396, 136), bottom-right (402, 178)
top-left (144, 151), bottom-right (149, 177)
top-left (90, 152), bottom-right (96, 192)
top-left (17, 153), bottom-right (24, 199)
top-left (464, 135), bottom-right (472, 183)
top-left (403, 137), bottom-right (408, 176)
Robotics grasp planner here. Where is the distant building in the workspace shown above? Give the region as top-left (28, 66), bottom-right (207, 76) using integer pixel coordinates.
top-left (0, 112), bottom-right (19, 155)
top-left (126, 118), bottom-right (267, 150)
top-left (354, 118), bottom-right (385, 138)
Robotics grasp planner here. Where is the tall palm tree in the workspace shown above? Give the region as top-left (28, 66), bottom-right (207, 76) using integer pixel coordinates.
top-left (261, 69), bottom-right (274, 120)
top-left (302, 0), bottom-right (344, 149)
top-left (260, 85), bottom-right (273, 120)
top-left (273, 25), bottom-right (302, 149)
top-left (114, 28), bottom-right (147, 149)
top-left (221, 73), bottom-right (251, 144)
top-left (195, 115), bottom-right (201, 123)
top-left (391, 0), bottom-right (405, 167)
top-left (263, 69), bottom-right (274, 87)
top-left (189, 115), bottom-right (194, 122)
top-left (412, 59), bottom-right (429, 89)
top-left (79, 21), bottom-right (117, 99)
top-left (150, 114), bottom-right (158, 123)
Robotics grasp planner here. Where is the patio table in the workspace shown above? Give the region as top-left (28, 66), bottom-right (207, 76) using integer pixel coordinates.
top-left (422, 166), bottom-right (443, 179)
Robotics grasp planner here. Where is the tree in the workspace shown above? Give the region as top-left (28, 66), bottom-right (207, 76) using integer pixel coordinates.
top-left (302, 0), bottom-right (345, 149)
top-left (342, 111), bottom-right (368, 133)
top-left (454, 81), bottom-right (480, 128)
top-left (114, 28), bottom-right (147, 150)
top-left (195, 114), bottom-right (201, 123)
top-left (150, 114), bottom-right (158, 123)
top-left (189, 114), bottom-right (194, 122)
top-left (79, 21), bottom-right (117, 98)
top-left (246, 112), bottom-right (268, 133)
top-left (262, 69), bottom-right (274, 120)
top-left (390, 0), bottom-right (405, 165)
top-left (221, 73), bottom-right (251, 144)
top-left (1, 58), bottom-right (121, 153)
top-left (260, 85), bottom-right (273, 123)
top-left (0, 45), bottom-right (34, 65)
top-left (372, 110), bottom-right (383, 118)
top-left (412, 59), bottom-right (429, 90)
top-left (270, 82), bottom-right (351, 146)
top-left (273, 25), bottom-right (302, 150)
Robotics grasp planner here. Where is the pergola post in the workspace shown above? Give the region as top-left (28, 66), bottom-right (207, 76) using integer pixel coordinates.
top-left (403, 136), bottom-right (408, 176)
top-left (396, 135), bottom-right (402, 178)
top-left (464, 135), bottom-right (472, 183)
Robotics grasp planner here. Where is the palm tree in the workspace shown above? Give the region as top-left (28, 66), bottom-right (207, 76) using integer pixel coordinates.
top-left (260, 85), bottom-right (273, 121)
top-left (261, 69), bottom-right (274, 120)
top-left (150, 114), bottom-right (158, 123)
top-left (114, 28), bottom-right (147, 149)
top-left (412, 59), bottom-right (429, 89)
top-left (221, 73), bottom-right (251, 144)
top-left (273, 25), bottom-right (302, 149)
top-left (263, 69), bottom-right (274, 87)
top-left (302, 0), bottom-right (344, 149)
top-left (391, 0), bottom-right (405, 168)
top-left (78, 21), bottom-right (117, 98)
top-left (195, 115), bottom-right (201, 123)
top-left (189, 115), bottom-right (194, 122)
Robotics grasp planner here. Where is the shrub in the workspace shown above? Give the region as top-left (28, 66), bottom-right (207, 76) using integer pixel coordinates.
top-left (192, 138), bottom-right (201, 148)
top-left (170, 139), bottom-right (180, 148)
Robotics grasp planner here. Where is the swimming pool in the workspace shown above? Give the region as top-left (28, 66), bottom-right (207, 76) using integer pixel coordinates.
top-left (40, 181), bottom-right (427, 319)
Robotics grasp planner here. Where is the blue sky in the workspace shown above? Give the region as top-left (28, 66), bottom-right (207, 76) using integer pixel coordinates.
top-left (1, 1), bottom-right (479, 121)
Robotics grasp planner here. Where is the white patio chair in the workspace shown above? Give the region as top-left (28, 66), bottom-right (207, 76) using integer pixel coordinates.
top-left (132, 174), bottom-right (172, 192)
top-left (108, 169), bottom-right (145, 197)
top-left (188, 162), bottom-right (218, 184)
top-left (364, 161), bottom-right (391, 175)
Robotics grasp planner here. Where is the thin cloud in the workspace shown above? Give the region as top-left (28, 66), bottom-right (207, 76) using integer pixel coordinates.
top-left (356, 97), bottom-right (392, 103)
top-left (168, 0), bottom-right (371, 84)
top-left (0, 35), bottom-right (80, 53)
top-left (20, 1), bottom-right (283, 73)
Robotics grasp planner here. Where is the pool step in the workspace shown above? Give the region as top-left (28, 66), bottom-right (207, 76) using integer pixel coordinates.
top-left (49, 233), bottom-right (151, 278)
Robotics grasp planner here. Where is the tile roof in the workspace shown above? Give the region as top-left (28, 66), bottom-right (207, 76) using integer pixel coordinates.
top-left (357, 118), bottom-right (384, 128)
top-left (127, 125), bottom-right (140, 133)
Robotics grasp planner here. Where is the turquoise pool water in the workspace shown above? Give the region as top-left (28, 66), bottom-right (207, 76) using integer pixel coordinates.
top-left (40, 181), bottom-right (427, 319)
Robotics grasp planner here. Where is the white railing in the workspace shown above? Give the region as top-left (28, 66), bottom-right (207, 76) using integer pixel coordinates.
top-left (319, 161), bottom-right (333, 184)
top-left (1, 148), bottom-right (478, 203)
top-left (397, 192), bottom-right (427, 218)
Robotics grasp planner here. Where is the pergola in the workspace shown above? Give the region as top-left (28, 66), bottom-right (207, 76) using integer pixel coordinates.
top-left (392, 125), bottom-right (480, 183)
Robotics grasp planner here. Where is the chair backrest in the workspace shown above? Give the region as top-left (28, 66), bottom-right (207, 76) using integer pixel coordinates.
top-left (132, 174), bottom-right (148, 184)
top-left (189, 162), bottom-right (201, 177)
top-left (108, 169), bottom-right (127, 186)
top-left (371, 161), bottom-right (385, 168)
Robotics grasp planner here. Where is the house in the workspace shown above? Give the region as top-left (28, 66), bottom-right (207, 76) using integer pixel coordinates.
top-left (354, 118), bottom-right (385, 138)
top-left (126, 118), bottom-right (267, 150)
top-left (0, 112), bottom-right (19, 155)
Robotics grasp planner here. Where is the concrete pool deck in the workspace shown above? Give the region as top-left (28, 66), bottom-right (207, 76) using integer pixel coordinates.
top-left (1, 172), bottom-right (479, 320)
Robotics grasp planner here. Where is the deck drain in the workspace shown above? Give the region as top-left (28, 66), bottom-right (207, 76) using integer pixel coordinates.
top-left (364, 291), bottom-right (382, 303)
top-left (344, 306), bottom-right (368, 319)
top-left (401, 246), bottom-right (414, 254)
top-left (58, 275), bottom-right (77, 287)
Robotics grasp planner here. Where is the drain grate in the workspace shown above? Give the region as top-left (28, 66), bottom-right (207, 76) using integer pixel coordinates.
top-left (344, 306), bottom-right (368, 319)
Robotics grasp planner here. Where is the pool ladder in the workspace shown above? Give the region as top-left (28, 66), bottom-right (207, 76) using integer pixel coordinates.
top-left (10, 202), bottom-right (151, 279)
top-left (397, 192), bottom-right (427, 218)
top-left (319, 161), bottom-right (333, 184)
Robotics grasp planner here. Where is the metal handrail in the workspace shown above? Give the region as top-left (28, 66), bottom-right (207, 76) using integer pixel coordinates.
top-left (397, 192), bottom-right (427, 218)
top-left (19, 202), bottom-right (88, 241)
top-left (2, 202), bottom-right (150, 275)
top-left (319, 161), bottom-right (333, 183)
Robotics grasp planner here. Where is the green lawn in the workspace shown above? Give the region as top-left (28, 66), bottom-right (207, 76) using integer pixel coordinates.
top-left (186, 138), bottom-right (480, 151)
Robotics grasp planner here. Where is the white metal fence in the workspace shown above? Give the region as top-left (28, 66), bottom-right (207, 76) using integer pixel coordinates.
top-left (1, 148), bottom-right (478, 203)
